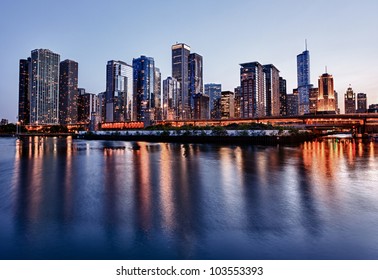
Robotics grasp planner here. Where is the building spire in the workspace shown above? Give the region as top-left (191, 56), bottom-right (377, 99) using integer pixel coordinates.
top-left (325, 66), bottom-right (327, 73)
top-left (305, 39), bottom-right (308, 51)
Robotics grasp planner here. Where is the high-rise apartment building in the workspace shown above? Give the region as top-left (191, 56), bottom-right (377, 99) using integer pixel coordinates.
top-left (78, 88), bottom-right (99, 123)
top-left (317, 73), bottom-right (336, 114)
top-left (344, 86), bottom-right (356, 114)
top-left (234, 86), bottom-right (242, 119)
top-left (172, 43), bottom-right (191, 119)
top-left (189, 53), bottom-right (204, 119)
top-left (193, 94), bottom-right (209, 120)
top-left (18, 58), bottom-right (31, 124)
top-left (309, 88), bottom-right (318, 114)
top-left (133, 56), bottom-right (156, 123)
top-left (154, 67), bottom-right (162, 120)
top-left (162, 77), bottom-right (180, 120)
top-left (279, 77), bottom-right (287, 116)
top-left (356, 93), bottom-right (367, 113)
top-left (29, 49), bottom-right (60, 125)
top-left (297, 47), bottom-right (312, 115)
top-left (59, 59), bottom-right (78, 124)
top-left (263, 64), bottom-right (280, 117)
top-left (286, 93), bottom-right (299, 116)
top-left (240, 62), bottom-right (264, 118)
top-left (105, 60), bottom-right (133, 122)
top-left (205, 83), bottom-right (222, 119)
top-left (220, 91), bottom-right (235, 119)
top-left (189, 54), bottom-right (203, 99)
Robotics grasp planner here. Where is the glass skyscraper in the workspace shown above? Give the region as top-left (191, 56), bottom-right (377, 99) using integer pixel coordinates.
top-left (105, 60), bottom-right (133, 122)
top-left (132, 56), bottom-right (156, 123)
top-left (59, 59), bottom-right (78, 124)
top-left (297, 47), bottom-right (311, 115)
top-left (30, 49), bottom-right (60, 125)
top-left (172, 43), bottom-right (191, 120)
top-left (18, 58), bottom-right (31, 124)
top-left (162, 77), bottom-right (180, 120)
top-left (205, 83), bottom-right (222, 119)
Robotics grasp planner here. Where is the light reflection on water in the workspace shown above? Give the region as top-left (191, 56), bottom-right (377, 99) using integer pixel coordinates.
top-left (0, 137), bottom-right (377, 259)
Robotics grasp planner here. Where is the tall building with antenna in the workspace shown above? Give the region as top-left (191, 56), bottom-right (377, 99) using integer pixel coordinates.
top-left (296, 40), bottom-right (312, 115)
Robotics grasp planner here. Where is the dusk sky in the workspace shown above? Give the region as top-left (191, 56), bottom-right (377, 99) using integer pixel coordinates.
top-left (1, 0), bottom-right (378, 121)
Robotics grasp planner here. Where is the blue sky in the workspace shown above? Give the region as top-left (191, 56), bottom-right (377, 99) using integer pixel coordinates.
top-left (1, 0), bottom-right (378, 121)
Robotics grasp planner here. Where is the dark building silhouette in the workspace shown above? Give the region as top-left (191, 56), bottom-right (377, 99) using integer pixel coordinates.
top-left (59, 59), bottom-right (78, 124)
top-left (18, 58), bottom-right (31, 124)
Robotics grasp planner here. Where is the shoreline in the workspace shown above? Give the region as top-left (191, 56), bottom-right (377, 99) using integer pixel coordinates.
top-left (75, 133), bottom-right (316, 145)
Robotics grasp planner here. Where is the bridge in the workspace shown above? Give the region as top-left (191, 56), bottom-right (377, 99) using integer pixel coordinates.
top-left (155, 113), bottom-right (378, 134)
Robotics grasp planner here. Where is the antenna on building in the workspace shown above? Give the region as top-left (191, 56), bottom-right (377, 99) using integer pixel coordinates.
top-left (305, 39), bottom-right (308, 51)
top-left (325, 66), bottom-right (327, 73)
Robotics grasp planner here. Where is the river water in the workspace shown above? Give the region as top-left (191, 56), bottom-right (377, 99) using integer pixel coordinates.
top-left (0, 136), bottom-right (377, 259)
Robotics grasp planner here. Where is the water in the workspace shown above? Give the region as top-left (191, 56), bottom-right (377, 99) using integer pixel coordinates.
top-left (0, 136), bottom-right (378, 259)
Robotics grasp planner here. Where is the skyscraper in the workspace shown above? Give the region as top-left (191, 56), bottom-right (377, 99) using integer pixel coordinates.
top-left (317, 73), bottom-right (336, 114)
top-left (279, 77), bottom-right (287, 116)
top-left (263, 64), bottom-right (280, 117)
top-left (105, 60), bottom-right (133, 122)
top-left (189, 54), bottom-right (203, 97)
top-left (154, 67), bottom-right (162, 120)
top-left (59, 59), bottom-right (78, 124)
top-left (309, 88), bottom-right (319, 114)
top-left (30, 49), bottom-right (60, 125)
top-left (193, 94), bottom-right (209, 120)
top-left (286, 94), bottom-right (299, 116)
top-left (162, 77), bottom-right (180, 120)
top-left (133, 56), bottom-right (155, 123)
top-left (205, 83), bottom-right (222, 119)
top-left (344, 86), bottom-right (356, 114)
top-left (220, 91), bottom-right (235, 119)
top-left (172, 43), bottom-right (191, 119)
top-left (18, 58), bottom-right (31, 124)
top-left (240, 62), bottom-right (264, 118)
top-left (356, 93), bottom-right (367, 113)
top-left (78, 88), bottom-right (99, 123)
top-left (297, 46), bottom-right (312, 115)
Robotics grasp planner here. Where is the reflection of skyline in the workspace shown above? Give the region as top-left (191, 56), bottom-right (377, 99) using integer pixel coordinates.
top-left (5, 138), bottom-right (378, 259)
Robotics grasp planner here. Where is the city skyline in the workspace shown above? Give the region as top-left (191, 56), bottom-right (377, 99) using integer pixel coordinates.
top-left (1, 0), bottom-right (378, 121)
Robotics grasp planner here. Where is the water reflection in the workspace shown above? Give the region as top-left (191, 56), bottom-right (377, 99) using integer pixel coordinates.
top-left (3, 138), bottom-right (378, 259)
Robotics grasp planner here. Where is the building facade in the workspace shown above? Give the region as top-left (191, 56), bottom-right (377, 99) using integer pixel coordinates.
top-left (30, 49), bottom-right (60, 125)
top-left (133, 56), bottom-right (156, 124)
top-left (263, 64), bottom-right (280, 117)
top-left (59, 59), bottom-right (78, 124)
top-left (279, 77), bottom-right (287, 116)
top-left (317, 73), bottom-right (336, 114)
top-left (220, 91), bottom-right (235, 119)
top-left (154, 67), bottom-right (162, 120)
top-left (78, 88), bottom-right (99, 123)
top-left (172, 43), bottom-right (191, 119)
top-left (162, 77), bottom-right (180, 120)
top-left (344, 86), bottom-right (356, 114)
top-left (189, 53), bottom-right (203, 117)
top-left (18, 58), bottom-right (31, 124)
top-left (105, 60), bottom-right (133, 122)
top-left (240, 62), bottom-right (264, 118)
top-left (205, 83), bottom-right (222, 119)
top-left (193, 94), bottom-right (209, 120)
top-left (356, 93), bottom-right (367, 113)
top-left (309, 87), bottom-right (318, 114)
top-left (297, 48), bottom-right (312, 115)
top-left (286, 94), bottom-right (299, 116)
